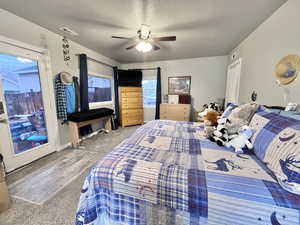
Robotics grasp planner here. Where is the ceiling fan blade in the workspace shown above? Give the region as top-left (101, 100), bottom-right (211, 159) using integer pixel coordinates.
top-left (112, 36), bottom-right (131, 39)
top-left (152, 43), bottom-right (160, 51)
top-left (153, 36), bottom-right (176, 41)
top-left (126, 43), bottom-right (138, 50)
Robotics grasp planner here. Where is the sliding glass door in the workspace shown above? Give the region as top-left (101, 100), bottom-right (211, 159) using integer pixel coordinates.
top-left (0, 41), bottom-right (56, 172)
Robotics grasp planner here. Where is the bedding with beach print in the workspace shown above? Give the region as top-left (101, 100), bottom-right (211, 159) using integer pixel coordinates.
top-left (76, 120), bottom-right (300, 225)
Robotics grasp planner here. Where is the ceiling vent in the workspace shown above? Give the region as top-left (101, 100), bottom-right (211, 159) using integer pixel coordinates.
top-left (59, 27), bottom-right (78, 36)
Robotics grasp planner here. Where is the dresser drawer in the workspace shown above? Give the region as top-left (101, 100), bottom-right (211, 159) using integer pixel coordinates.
top-left (122, 118), bottom-right (143, 127)
top-left (160, 113), bottom-right (189, 121)
top-left (160, 104), bottom-right (191, 121)
top-left (121, 91), bottom-right (142, 98)
top-left (121, 97), bottom-right (143, 104)
top-left (122, 109), bottom-right (143, 117)
top-left (122, 102), bottom-right (143, 109)
top-left (121, 112), bottom-right (143, 126)
top-left (121, 87), bottom-right (142, 93)
top-left (160, 104), bottom-right (190, 111)
top-left (160, 108), bottom-right (189, 115)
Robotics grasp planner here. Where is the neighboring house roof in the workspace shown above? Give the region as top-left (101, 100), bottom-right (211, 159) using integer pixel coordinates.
top-left (14, 65), bottom-right (38, 75)
top-left (1, 66), bottom-right (39, 92)
top-left (0, 54), bottom-right (40, 92)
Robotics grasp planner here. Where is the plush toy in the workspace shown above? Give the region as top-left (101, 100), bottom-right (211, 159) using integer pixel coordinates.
top-left (203, 102), bottom-right (220, 112)
top-left (198, 102), bottom-right (220, 119)
top-left (210, 103), bottom-right (259, 147)
top-left (225, 103), bottom-right (259, 135)
top-left (203, 111), bottom-right (220, 138)
top-left (209, 118), bottom-right (232, 146)
top-left (204, 126), bottom-right (215, 138)
top-left (225, 125), bottom-right (254, 154)
top-left (204, 111), bottom-right (219, 126)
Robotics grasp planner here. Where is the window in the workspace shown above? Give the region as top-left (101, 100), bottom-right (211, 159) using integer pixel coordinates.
top-left (142, 79), bottom-right (157, 107)
top-left (88, 75), bottom-right (112, 107)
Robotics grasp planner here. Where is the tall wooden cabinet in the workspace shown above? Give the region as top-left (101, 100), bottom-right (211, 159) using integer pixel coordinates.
top-left (119, 87), bottom-right (144, 127)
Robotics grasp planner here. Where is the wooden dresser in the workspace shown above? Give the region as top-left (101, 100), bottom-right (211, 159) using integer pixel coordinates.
top-left (160, 104), bottom-right (191, 121)
top-left (119, 87), bottom-right (144, 127)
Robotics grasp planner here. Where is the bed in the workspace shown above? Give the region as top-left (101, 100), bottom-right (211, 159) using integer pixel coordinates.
top-left (76, 119), bottom-right (300, 225)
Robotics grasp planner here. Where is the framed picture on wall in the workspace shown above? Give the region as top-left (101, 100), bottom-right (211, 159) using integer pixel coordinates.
top-left (168, 76), bottom-right (191, 95)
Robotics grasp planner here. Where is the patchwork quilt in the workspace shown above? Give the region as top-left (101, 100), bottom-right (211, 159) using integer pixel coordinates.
top-left (76, 120), bottom-right (300, 225)
top-left (249, 111), bottom-right (300, 195)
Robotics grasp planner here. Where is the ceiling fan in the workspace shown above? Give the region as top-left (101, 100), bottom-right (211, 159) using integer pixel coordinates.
top-left (112, 24), bottom-right (176, 53)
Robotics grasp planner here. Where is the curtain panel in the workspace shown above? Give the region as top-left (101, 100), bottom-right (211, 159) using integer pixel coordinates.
top-left (79, 54), bottom-right (92, 134)
top-left (113, 66), bottom-right (120, 127)
top-left (155, 67), bottom-right (162, 119)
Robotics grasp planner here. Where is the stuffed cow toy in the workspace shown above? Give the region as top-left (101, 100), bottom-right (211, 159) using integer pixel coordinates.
top-left (210, 103), bottom-right (258, 147)
top-left (225, 125), bottom-right (254, 154)
top-left (209, 118), bottom-right (232, 146)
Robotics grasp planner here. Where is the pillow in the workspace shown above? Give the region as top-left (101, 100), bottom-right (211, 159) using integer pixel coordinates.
top-left (263, 105), bottom-right (285, 111)
top-left (249, 111), bottom-right (300, 194)
top-left (221, 103), bottom-right (238, 118)
top-left (228, 103), bottom-right (259, 124)
top-left (259, 109), bottom-right (300, 120)
top-left (285, 103), bottom-right (298, 112)
top-left (280, 111), bottom-right (300, 120)
top-left (265, 108), bottom-right (281, 114)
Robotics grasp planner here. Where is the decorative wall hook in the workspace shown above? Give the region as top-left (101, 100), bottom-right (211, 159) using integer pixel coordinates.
top-left (62, 36), bottom-right (71, 65)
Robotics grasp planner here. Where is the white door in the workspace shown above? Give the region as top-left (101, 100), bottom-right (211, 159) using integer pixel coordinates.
top-left (225, 58), bottom-right (242, 105)
top-left (0, 41), bottom-right (56, 172)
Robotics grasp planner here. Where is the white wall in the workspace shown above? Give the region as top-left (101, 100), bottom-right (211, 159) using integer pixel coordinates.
top-left (0, 9), bottom-right (119, 148)
top-left (229, 0), bottom-right (300, 106)
top-left (122, 56), bottom-right (228, 120)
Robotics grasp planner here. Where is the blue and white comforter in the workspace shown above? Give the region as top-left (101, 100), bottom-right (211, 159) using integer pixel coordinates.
top-left (76, 120), bottom-right (300, 225)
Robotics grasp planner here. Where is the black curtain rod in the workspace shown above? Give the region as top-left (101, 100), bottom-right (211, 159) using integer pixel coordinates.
top-left (76, 54), bottom-right (115, 68)
top-left (76, 54), bottom-right (159, 71)
top-left (134, 67), bottom-right (159, 71)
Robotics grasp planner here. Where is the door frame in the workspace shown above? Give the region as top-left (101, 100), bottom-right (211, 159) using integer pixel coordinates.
top-left (0, 35), bottom-right (59, 172)
top-left (225, 58), bottom-right (242, 106)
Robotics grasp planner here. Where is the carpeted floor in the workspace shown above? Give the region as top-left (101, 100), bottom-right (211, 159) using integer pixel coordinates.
top-left (0, 126), bottom-right (138, 225)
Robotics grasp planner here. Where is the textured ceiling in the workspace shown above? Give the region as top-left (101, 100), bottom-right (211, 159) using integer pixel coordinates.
top-left (0, 0), bottom-right (287, 63)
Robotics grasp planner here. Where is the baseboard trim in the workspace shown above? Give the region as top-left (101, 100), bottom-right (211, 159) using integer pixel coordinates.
top-left (57, 129), bottom-right (108, 151)
top-left (57, 142), bottom-right (72, 151)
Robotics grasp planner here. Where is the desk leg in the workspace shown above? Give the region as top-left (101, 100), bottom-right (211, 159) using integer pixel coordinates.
top-left (69, 122), bottom-right (80, 147)
top-left (104, 117), bottom-right (112, 131)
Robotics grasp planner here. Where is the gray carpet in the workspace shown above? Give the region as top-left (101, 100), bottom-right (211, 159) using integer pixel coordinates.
top-left (9, 150), bottom-right (97, 205)
top-left (0, 126), bottom-right (138, 225)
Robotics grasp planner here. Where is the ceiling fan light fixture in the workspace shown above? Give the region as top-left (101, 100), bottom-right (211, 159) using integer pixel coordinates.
top-left (140, 24), bottom-right (150, 39)
top-left (135, 41), bottom-right (153, 53)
